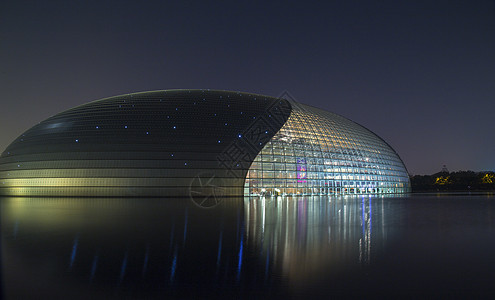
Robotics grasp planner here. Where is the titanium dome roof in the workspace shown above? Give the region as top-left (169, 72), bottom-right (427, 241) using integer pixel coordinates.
top-left (0, 90), bottom-right (410, 198)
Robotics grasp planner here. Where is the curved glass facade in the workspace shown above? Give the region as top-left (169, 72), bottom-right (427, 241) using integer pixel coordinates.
top-left (244, 103), bottom-right (410, 196)
top-left (0, 90), bottom-right (409, 197)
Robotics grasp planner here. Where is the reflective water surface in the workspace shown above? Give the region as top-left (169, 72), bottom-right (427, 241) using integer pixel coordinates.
top-left (2, 193), bottom-right (495, 298)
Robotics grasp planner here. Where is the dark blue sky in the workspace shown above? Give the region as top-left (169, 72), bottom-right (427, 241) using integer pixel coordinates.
top-left (1, 0), bottom-right (494, 174)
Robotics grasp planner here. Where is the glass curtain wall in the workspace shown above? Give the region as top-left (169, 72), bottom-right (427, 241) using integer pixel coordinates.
top-left (244, 104), bottom-right (410, 196)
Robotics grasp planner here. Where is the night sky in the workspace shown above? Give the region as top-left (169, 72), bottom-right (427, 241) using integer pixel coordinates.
top-left (1, 0), bottom-right (494, 175)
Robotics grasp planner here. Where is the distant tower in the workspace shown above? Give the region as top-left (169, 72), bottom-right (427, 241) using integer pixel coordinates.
top-left (441, 165), bottom-right (449, 173)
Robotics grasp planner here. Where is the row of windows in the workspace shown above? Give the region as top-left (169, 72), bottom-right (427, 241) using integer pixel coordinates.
top-left (244, 186), bottom-right (406, 196)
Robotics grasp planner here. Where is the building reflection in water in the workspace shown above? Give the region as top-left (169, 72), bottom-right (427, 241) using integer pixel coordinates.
top-left (244, 195), bottom-right (395, 291)
top-left (1, 195), bottom-right (403, 298)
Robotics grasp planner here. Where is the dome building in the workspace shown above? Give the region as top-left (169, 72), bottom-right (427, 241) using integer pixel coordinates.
top-left (0, 90), bottom-right (410, 198)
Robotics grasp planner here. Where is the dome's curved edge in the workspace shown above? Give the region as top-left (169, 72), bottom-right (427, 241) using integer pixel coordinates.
top-left (289, 100), bottom-right (411, 177)
top-left (0, 90), bottom-right (293, 198)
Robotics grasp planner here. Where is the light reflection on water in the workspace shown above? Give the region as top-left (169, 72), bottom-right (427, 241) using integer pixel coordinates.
top-left (2, 193), bottom-right (495, 298)
top-left (245, 196), bottom-right (380, 288)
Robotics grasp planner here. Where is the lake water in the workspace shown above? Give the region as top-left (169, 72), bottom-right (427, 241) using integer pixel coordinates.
top-left (2, 193), bottom-right (495, 298)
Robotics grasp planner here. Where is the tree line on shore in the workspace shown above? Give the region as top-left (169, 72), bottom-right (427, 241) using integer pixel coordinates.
top-left (410, 171), bottom-right (495, 192)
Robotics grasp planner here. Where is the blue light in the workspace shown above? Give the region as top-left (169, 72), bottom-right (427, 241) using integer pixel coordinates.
top-left (75, 139), bottom-right (79, 142)
top-left (216, 231), bottom-right (223, 267)
top-left (237, 238), bottom-right (243, 282)
top-left (218, 140), bottom-right (221, 143)
top-left (173, 126), bottom-right (176, 129)
top-left (90, 255), bottom-right (98, 282)
top-left (146, 131), bottom-right (149, 135)
top-left (238, 134), bottom-right (242, 138)
top-left (170, 248), bottom-right (177, 283)
top-left (69, 236), bottom-right (78, 268)
top-left (96, 126), bottom-right (99, 129)
top-left (124, 125), bottom-right (127, 129)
